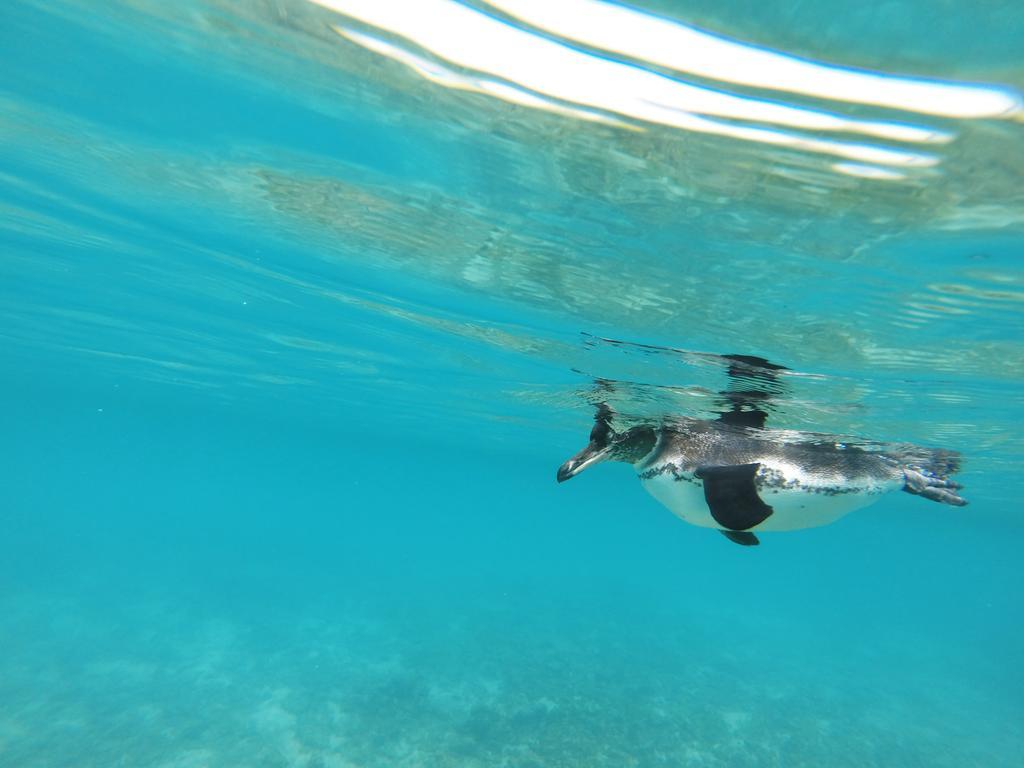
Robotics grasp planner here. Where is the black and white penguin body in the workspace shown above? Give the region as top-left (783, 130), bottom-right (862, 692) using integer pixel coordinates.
top-left (637, 419), bottom-right (905, 532)
top-left (557, 354), bottom-right (967, 546)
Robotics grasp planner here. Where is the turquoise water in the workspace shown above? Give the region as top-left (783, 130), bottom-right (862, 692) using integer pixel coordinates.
top-left (3, 1), bottom-right (1023, 765)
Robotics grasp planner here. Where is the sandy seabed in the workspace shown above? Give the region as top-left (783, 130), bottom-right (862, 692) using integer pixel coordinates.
top-left (1, 589), bottom-right (1019, 768)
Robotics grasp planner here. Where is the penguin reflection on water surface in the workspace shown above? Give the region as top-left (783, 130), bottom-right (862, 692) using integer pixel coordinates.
top-left (557, 353), bottom-right (967, 547)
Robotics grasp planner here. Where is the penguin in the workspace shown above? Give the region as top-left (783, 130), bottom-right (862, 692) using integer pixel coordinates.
top-left (556, 353), bottom-right (967, 546)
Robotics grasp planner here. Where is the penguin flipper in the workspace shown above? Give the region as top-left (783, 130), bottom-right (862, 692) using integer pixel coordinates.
top-left (720, 530), bottom-right (760, 546)
top-left (696, 463), bottom-right (774, 531)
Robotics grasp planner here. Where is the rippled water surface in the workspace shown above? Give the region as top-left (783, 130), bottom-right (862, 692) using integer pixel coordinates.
top-left (2, 1), bottom-right (1023, 766)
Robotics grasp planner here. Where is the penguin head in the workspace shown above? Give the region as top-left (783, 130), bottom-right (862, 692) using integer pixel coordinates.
top-left (557, 423), bottom-right (656, 482)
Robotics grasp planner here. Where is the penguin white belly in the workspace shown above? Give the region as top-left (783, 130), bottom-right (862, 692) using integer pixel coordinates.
top-left (746, 485), bottom-right (884, 531)
top-left (639, 465), bottom-right (899, 532)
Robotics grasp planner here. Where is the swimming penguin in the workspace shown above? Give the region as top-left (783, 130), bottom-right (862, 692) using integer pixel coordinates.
top-left (556, 354), bottom-right (967, 546)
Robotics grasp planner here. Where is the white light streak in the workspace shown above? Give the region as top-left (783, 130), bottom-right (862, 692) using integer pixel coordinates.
top-left (487, 0), bottom-right (1022, 119)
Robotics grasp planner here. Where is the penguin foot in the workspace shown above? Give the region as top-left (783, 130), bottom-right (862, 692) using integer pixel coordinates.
top-left (720, 530), bottom-right (760, 546)
top-left (903, 468), bottom-right (968, 506)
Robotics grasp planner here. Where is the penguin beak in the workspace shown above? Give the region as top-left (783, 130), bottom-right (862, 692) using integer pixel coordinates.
top-left (557, 443), bottom-right (612, 482)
